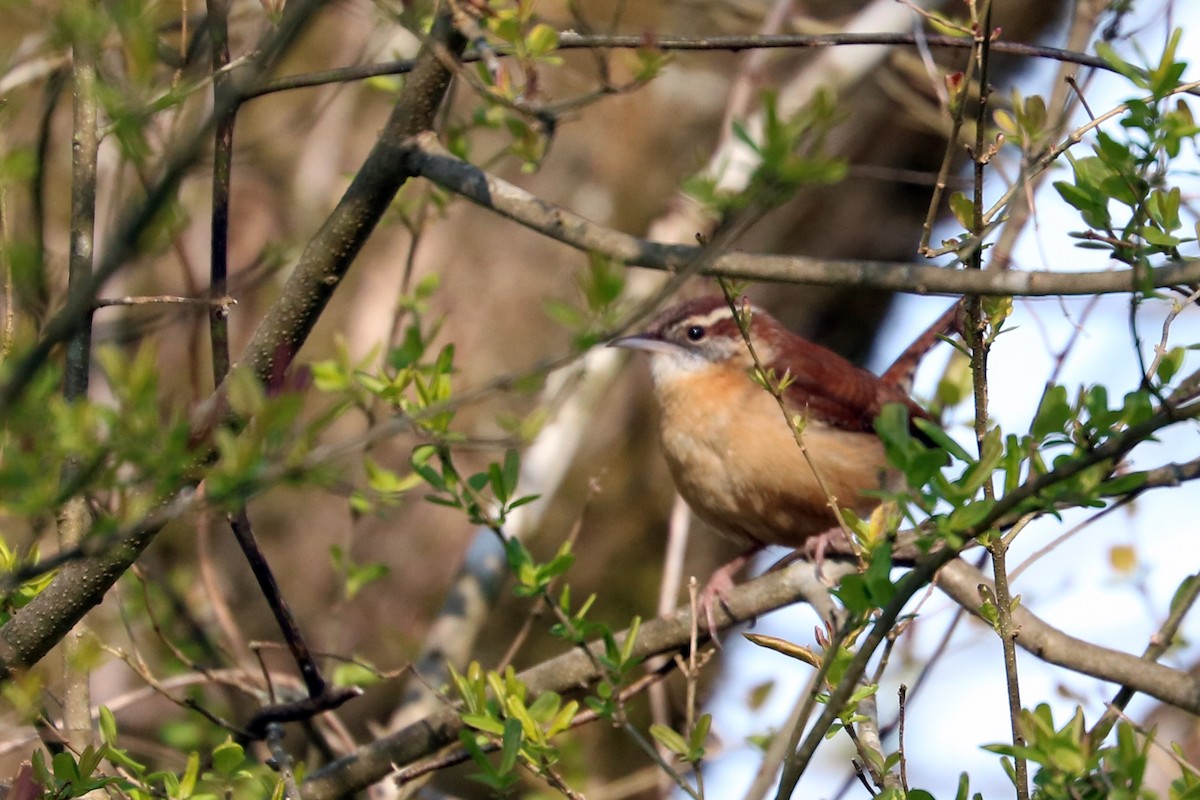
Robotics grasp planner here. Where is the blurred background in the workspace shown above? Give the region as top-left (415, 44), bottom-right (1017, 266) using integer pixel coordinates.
top-left (4, 0), bottom-right (1200, 797)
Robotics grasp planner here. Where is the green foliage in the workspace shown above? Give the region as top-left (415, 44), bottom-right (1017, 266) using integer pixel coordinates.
top-left (450, 661), bottom-right (579, 791)
top-left (329, 544), bottom-right (389, 601)
top-left (29, 711), bottom-right (285, 800)
top-left (31, 745), bottom-right (121, 798)
top-left (994, 90), bottom-right (1052, 153)
top-left (410, 444), bottom-right (540, 528)
top-left (206, 366), bottom-right (322, 508)
top-left (686, 89), bottom-right (847, 218)
top-left (650, 713), bottom-right (710, 765)
top-left (506, 537), bottom-right (575, 598)
top-left (543, 252), bottom-right (628, 350)
top-left (862, 375), bottom-right (1160, 588)
top-left (583, 617), bottom-right (644, 721)
top-left (985, 705), bottom-right (1156, 800)
top-left (832, 541), bottom-right (897, 618)
top-left (0, 540), bottom-right (54, 626)
top-left (313, 284), bottom-right (548, 522)
top-left (1051, 30), bottom-right (1199, 267)
top-left (2, 3), bottom-right (1199, 798)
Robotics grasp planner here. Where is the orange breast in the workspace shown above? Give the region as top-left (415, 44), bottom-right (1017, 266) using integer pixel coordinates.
top-left (655, 365), bottom-right (894, 548)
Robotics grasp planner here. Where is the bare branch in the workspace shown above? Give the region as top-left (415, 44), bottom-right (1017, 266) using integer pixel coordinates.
top-left (399, 134), bottom-right (1200, 296)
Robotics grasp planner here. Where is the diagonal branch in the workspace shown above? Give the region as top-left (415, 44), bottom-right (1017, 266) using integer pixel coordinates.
top-left (301, 534), bottom-right (1200, 799)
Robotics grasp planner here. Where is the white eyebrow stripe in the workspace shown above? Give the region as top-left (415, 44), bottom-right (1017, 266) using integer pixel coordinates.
top-left (681, 306), bottom-right (737, 329)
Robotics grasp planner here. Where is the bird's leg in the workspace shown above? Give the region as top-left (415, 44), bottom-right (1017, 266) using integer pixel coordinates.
top-left (698, 543), bottom-right (765, 642)
top-left (764, 526), bottom-right (855, 581)
top-left (803, 525), bottom-right (862, 579)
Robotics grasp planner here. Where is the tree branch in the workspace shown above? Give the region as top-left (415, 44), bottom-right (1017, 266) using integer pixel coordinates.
top-left (302, 536), bottom-right (1200, 799)
top-left (301, 561), bottom-right (850, 800)
top-left (0, 8), bottom-right (466, 680)
top-left (398, 134), bottom-right (1200, 296)
top-left (935, 557), bottom-right (1200, 712)
top-left (248, 31), bottom-right (1143, 100)
top-left (0, 0), bottom-right (327, 415)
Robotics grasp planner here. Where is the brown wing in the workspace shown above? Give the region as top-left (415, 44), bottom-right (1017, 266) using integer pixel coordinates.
top-left (773, 332), bottom-right (934, 437)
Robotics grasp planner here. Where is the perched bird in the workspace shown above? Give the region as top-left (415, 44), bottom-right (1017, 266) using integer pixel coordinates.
top-left (610, 295), bottom-right (935, 626)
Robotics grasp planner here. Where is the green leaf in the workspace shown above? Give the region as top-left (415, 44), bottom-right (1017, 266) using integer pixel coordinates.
top-left (499, 718), bottom-right (522, 774)
top-left (1054, 181), bottom-right (1110, 229)
top-left (527, 691), bottom-right (562, 723)
top-left (650, 724), bottom-right (690, 756)
top-left (52, 751), bottom-right (80, 783)
top-left (462, 713), bottom-right (506, 736)
top-left (1141, 226), bottom-right (1181, 247)
top-left (874, 402), bottom-right (913, 452)
top-left (211, 739), bottom-right (246, 775)
top-left (1032, 385), bottom-right (1071, 441)
top-left (410, 445), bottom-right (446, 491)
top-left (225, 367), bottom-right (266, 419)
top-left (913, 418), bottom-right (973, 462)
top-left (310, 359), bottom-right (351, 392)
top-left (501, 449), bottom-right (520, 498)
top-left (1157, 347), bottom-right (1185, 383)
top-left (1148, 186), bottom-right (1183, 230)
top-left (946, 498), bottom-right (996, 531)
top-left (949, 191), bottom-right (976, 229)
top-left (543, 298), bottom-right (586, 329)
top-left (364, 457), bottom-right (422, 495)
top-left (547, 699), bottom-right (578, 737)
top-left (180, 751), bottom-right (201, 796)
top-left (1095, 41), bottom-right (1146, 86)
top-left (524, 23), bottom-right (559, 58)
top-left (98, 705), bottom-right (118, 745)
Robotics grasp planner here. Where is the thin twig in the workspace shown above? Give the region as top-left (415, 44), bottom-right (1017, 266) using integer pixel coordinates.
top-left (247, 31), bottom-right (1146, 100)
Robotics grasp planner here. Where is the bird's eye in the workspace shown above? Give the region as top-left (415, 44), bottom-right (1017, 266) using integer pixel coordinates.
top-left (686, 325), bottom-right (705, 341)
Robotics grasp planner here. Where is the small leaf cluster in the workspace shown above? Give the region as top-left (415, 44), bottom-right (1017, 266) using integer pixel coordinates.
top-left (506, 537), bottom-right (575, 599)
top-left (869, 379), bottom-right (1156, 569)
top-left (833, 540), bottom-right (898, 619)
top-left (485, 0), bottom-right (562, 75)
top-left (0, 541), bottom-right (54, 626)
top-left (994, 90), bottom-right (1052, 155)
top-left (0, 348), bottom-right (192, 521)
top-left (1055, 29), bottom-right (1199, 266)
top-left (311, 281), bottom-right (453, 437)
top-left (450, 661), bottom-right (579, 794)
top-left (411, 445), bottom-right (539, 528)
top-left (650, 713), bottom-right (711, 766)
top-left (444, 0), bottom-right (563, 171)
top-left (30, 708), bottom-right (285, 800)
top-left (314, 285), bottom-right (496, 515)
top-left (582, 617), bottom-right (643, 721)
top-left (206, 366), bottom-right (323, 508)
top-left (543, 252), bottom-right (628, 350)
top-left (31, 745), bottom-right (121, 799)
top-left (686, 89), bottom-right (847, 218)
top-left (329, 543), bottom-right (389, 602)
top-left (985, 705), bottom-right (1168, 800)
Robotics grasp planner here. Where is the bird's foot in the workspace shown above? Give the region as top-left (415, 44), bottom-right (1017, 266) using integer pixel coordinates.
top-left (696, 545), bottom-right (764, 645)
top-left (762, 528), bottom-right (855, 583)
top-left (803, 528), bottom-right (833, 573)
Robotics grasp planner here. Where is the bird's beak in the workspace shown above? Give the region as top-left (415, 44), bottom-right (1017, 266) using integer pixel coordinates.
top-left (608, 334), bottom-right (680, 356)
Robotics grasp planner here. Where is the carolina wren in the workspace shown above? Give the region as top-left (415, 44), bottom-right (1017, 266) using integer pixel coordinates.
top-left (611, 295), bottom-right (933, 618)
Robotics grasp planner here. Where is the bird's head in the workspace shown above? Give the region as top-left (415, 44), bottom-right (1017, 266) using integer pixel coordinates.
top-left (608, 296), bottom-right (769, 384)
